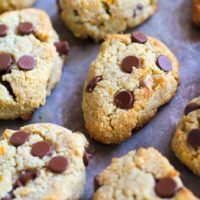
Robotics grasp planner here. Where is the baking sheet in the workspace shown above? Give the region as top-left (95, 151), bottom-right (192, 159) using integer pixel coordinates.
top-left (0, 0), bottom-right (200, 199)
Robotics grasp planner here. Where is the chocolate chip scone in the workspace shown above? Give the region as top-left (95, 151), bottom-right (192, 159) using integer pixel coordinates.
top-left (57, 0), bottom-right (158, 41)
top-left (0, 8), bottom-right (69, 120)
top-left (82, 32), bottom-right (179, 144)
top-left (192, 0), bottom-right (200, 27)
top-left (0, 123), bottom-right (88, 200)
top-left (93, 148), bottom-right (197, 200)
top-left (172, 97), bottom-right (200, 176)
top-left (0, 0), bottom-right (36, 13)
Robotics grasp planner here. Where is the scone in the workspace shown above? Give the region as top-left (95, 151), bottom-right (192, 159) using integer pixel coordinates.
top-left (172, 97), bottom-right (200, 176)
top-left (0, 8), bottom-right (69, 120)
top-left (0, 123), bottom-right (88, 200)
top-left (0, 0), bottom-right (36, 13)
top-left (57, 0), bottom-right (158, 41)
top-left (93, 148), bottom-right (197, 200)
top-left (82, 32), bottom-right (179, 144)
top-left (193, 0), bottom-right (200, 27)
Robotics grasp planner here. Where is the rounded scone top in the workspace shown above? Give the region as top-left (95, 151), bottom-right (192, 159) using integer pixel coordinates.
top-left (0, 8), bottom-right (69, 120)
top-left (93, 148), bottom-right (197, 200)
top-left (172, 97), bottom-right (200, 176)
top-left (0, 0), bottom-right (36, 13)
top-left (0, 123), bottom-right (88, 200)
top-left (58, 0), bottom-right (158, 41)
top-left (82, 32), bottom-right (179, 144)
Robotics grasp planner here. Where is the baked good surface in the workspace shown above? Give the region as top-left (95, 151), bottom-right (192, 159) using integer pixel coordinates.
top-left (0, 123), bottom-right (88, 200)
top-left (82, 32), bottom-right (179, 144)
top-left (0, 0), bottom-right (36, 13)
top-left (172, 97), bottom-right (200, 176)
top-left (57, 0), bottom-right (158, 41)
top-left (193, 0), bottom-right (200, 27)
top-left (0, 8), bottom-right (69, 120)
top-left (93, 148), bottom-right (197, 200)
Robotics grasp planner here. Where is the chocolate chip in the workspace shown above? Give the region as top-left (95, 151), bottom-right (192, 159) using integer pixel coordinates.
top-left (10, 131), bottom-right (29, 147)
top-left (187, 129), bottom-right (200, 149)
top-left (17, 55), bottom-right (36, 71)
top-left (87, 76), bottom-right (102, 92)
top-left (184, 103), bottom-right (200, 115)
top-left (14, 170), bottom-right (39, 188)
top-left (114, 91), bottom-right (134, 109)
top-left (56, 0), bottom-right (62, 13)
top-left (0, 53), bottom-right (13, 74)
top-left (94, 175), bottom-right (101, 191)
top-left (0, 24), bottom-right (8, 37)
top-left (155, 178), bottom-right (178, 198)
top-left (54, 41), bottom-right (70, 56)
top-left (137, 3), bottom-right (143, 10)
top-left (83, 152), bottom-right (92, 166)
top-left (121, 56), bottom-right (140, 73)
top-left (156, 55), bottom-right (172, 72)
top-left (48, 156), bottom-right (68, 173)
top-left (18, 22), bottom-right (34, 35)
top-left (31, 141), bottom-right (52, 158)
top-left (1, 194), bottom-right (12, 200)
top-left (131, 32), bottom-right (148, 44)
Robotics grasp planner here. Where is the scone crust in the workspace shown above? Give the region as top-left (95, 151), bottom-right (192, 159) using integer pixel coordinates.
top-left (0, 123), bottom-right (88, 200)
top-left (0, 0), bottom-right (36, 13)
top-left (82, 33), bottom-right (179, 144)
top-left (0, 9), bottom-right (64, 119)
top-left (193, 0), bottom-right (200, 27)
top-left (93, 148), bottom-right (197, 200)
top-left (172, 97), bottom-right (200, 176)
top-left (58, 0), bottom-right (158, 41)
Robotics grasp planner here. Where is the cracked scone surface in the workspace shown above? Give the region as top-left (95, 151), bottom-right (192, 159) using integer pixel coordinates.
top-left (172, 97), bottom-right (200, 176)
top-left (58, 0), bottom-right (158, 41)
top-left (193, 0), bottom-right (200, 27)
top-left (0, 0), bottom-right (36, 13)
top-left (0, 123), bottom-right (88, 200)
top-left (82, 32), bottom-right (179, 144)
top-left (0, 9), bottom-right (65, 120)
top-left (93, 148), bottom-right (197, 200)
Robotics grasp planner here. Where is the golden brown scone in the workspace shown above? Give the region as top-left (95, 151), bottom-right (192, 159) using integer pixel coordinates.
top-left (193, 0), bottom-right (200, 27)
top-left (57, 0), bottom-right (158, 41)
top-left (0, 0), bottom-right (36, 13)
top-left (0, 123), bottom-right (88, 200)
top-left (82, 32), bottom-right (179, 144)
top-left (0, 9), bottom-right (69, 120)
top-left (93, 148), bottom-right (197, 200)
top-left (172, 97), bottom-right (200, 176)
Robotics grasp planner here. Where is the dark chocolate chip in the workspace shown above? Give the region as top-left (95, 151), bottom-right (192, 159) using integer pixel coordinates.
top-left (1, 194), bottom-right (12, 200)
top-left (156, 55), bottom-right (172, 72)
top-left (0, 81), bottom-right (16, 100)
top-left (184, 103), bottom-right (200, 115)
top-left (155, 178), bottom-right (178, 198)
top-left (94, 175), bottom-right (101, 192)
top-left (14, 170), bottom-right (39, 188)
top-left (131, 32), bottom-right (148, 44)
top-left (83, 152), bottom-right (92, 166)
top-left (87, 76), bottom-right (102, 92)
top-left (10, 131), bottom-right (29, 147)
top-left (31, 141), bottom-right (52, 158)
top-left (0, 53), bottom-right (13, 74)
top-left (187, 129), bottom-right (200, 149)
top-left (137, 3), bottom-right (143, 10)
top-left (0, 24), bottom-right (8, 37)
top-left (114, 91), bottom-right (134, 109)
top-left (17, 55), bottom-right (36, 71)
top-left (18, 22), bottom-right (34, 35)
top-left (121, 56), bottom-right (140, 73)
top-left (56, 0), bottom-right (62, 13)
top-left (54, 41), bottom-right (70, 56)
top-left (48, 156), bottom-right (68, 173)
